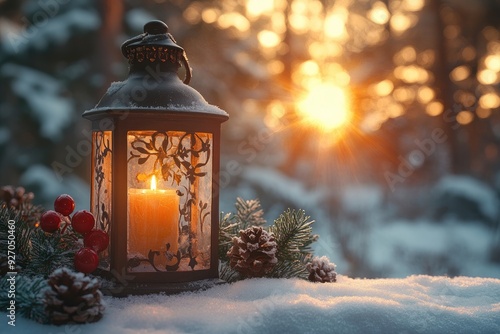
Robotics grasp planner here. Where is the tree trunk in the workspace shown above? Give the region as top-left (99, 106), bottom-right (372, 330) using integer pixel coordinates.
top-left (432, 0), bottom-right (466, 174)
top-left (96, 0), bottom-right (124, 94)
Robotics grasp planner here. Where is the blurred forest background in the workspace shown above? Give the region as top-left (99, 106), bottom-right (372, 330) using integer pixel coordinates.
top-left (1, 0), bottom-right (500, 278)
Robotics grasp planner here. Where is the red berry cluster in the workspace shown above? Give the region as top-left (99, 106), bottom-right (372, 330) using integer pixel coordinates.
top-left (39, 194), bottom-right (109, 274)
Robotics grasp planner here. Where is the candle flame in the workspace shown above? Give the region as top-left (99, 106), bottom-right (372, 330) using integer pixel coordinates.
top-left (151, 175), bottom-right (157, 190)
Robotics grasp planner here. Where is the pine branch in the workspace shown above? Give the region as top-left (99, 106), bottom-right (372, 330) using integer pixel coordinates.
top-left (1, 202), bottom-right (79, 278)
top-left (0, 203), bottom-right (42, 270)
top-left (219, 212), bottom-right (238, 263)
top-left (24, 229), bottom-right (79, 277)
top-left (269, 209), bottom-right (317, 259)
top-left (235, 197), bottom-right (266, 229)
top-left (0, 274), bottom-right (48, 323)
top-left (268, 209), bottom-right (318, 279)
top-left (219, 261), bottom-right (241, 283)
top-left (15, 275), bottom-right (48, 323)
top-left (0, 204), bottom-right (20, 258)
top-left (267, 255), bottom-right (311, 279)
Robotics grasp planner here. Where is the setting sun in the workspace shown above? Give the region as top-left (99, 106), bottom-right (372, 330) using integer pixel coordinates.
top-left (297, 83), bottom-right (352, 131)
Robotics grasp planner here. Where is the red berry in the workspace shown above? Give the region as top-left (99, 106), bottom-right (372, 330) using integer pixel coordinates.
top-left (54, 194), bottom-right (75, 216)
top-left (84, 230), bottom-right (109, 253)
top-left (71, 210), bottom-right (95, 234)
top-left (74, 247), bottom-right (99, 274)
top-left (40, 210), bottom-right (62, 233)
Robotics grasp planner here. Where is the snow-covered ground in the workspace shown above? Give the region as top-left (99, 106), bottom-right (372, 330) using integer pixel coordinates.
top-left (3, 276), bottom-right (500, 333)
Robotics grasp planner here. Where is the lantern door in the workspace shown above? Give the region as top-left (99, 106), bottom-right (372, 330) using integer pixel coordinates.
top-left (125, 129), bottom-right (213, 274)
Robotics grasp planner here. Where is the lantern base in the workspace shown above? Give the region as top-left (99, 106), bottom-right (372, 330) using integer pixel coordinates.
top-left (98, 275), bottom-right (226, 297)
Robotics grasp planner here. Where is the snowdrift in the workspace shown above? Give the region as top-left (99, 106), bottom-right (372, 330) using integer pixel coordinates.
top-left (3, 275), bottom-right (500, 333)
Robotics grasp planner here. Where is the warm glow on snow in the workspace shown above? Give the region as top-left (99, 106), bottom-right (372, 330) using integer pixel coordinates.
top-left (297, 83), bottom-right (351, 132)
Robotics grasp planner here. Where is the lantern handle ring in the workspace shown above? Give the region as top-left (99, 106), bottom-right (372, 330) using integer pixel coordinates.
top-left (166, 31), bottom-right (191, 84)
top-left (181, 51), bottom-right (192, 85)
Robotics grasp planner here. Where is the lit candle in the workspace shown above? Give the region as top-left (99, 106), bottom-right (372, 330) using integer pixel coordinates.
top-left (128, 176), bottom-right (179, 267)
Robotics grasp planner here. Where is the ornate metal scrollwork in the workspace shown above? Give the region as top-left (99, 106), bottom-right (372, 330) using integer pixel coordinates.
top-left (127, 131), bottom-right (212, 271)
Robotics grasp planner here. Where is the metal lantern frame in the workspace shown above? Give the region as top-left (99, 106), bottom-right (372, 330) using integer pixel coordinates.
top-left (83, 21), bottom-right (228, 295)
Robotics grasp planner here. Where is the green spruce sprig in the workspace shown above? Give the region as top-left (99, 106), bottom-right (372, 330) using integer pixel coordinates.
top-left (235, 197), bottom-right (266, 229)
top-left (17, 275), bottom-right (49, 323)
top-left (219, 212), bottom-right (238, 264)
top-left (0, 201), bottom-right (80, 323)
top-left (270, 209), bottom-right (317, 260)
top-left (0, 203), bottom-right (42, 271)
top-left (218, 260), bottom-right (240, 283)
top-left (26, 228), bottom-right (79, 277)
top-left (268, 209), bottom-right (318, 279)
top-left (0, 203), bottom-right (79, 278)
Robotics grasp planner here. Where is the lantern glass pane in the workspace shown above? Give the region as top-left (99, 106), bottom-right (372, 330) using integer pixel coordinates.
top-left (126, 130), bottom-right (213, 273)
top-left (91, 130), bottom-right (112, 269)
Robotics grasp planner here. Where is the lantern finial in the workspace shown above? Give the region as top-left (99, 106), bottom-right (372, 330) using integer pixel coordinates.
top-left (120, 20), bottom-right (191, 84)
top-left (144, 20), bottom-right (168, 35)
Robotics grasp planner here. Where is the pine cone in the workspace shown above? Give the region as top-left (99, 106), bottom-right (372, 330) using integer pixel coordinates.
top-left (45, 267), bottom-right (105, 325)
top-left (0, 185), bottom-right (34, 210)
top-left (228, 226), bottom-right (277, 277)
top-left (306, 256), bottom-right (337, 283)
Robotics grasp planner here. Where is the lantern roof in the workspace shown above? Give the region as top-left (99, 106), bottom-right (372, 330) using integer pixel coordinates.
top-left (83, 20), bottom-right (229, 121)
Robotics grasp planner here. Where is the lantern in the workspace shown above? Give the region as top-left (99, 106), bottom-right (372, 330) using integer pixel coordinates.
top-left (82, 21), bottom-right (229, 295)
